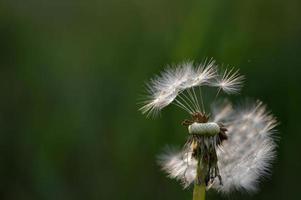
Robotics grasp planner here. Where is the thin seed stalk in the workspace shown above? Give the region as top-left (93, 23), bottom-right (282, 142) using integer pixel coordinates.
top-left (193, 182), bottom-right (206, 200)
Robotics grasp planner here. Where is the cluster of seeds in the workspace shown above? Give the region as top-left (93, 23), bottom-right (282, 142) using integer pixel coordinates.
top-left (140, 60), bottom-right (278, 193)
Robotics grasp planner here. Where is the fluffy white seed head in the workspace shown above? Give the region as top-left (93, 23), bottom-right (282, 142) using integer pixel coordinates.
top-left (158, 101), bottom-right (277, 193)
top-left (212, 101), bottom-right (278, 193)
top-left (141, 59), bottom-right (278, 194)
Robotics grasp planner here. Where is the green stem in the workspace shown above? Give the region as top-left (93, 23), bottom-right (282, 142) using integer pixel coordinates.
top-left (193, 183), bottom-right (206, 200)
top-left (193, 150), bottom-right (207, 200)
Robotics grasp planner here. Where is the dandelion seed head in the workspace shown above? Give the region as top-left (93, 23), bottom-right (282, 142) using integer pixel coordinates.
top-left (140, 59), bottom-right (278, 195)
top-left (158, 101), bottom-right (277, 193)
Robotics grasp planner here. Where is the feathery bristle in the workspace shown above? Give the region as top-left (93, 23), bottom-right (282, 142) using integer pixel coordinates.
top-left (187, 59), bottom-right (217, 88)
top-left (158, 148), bottom-right (196, 188)
top-left (213, 68), bottom-right (244, 94)
top-left (139, 61), bottom-right (193, 116)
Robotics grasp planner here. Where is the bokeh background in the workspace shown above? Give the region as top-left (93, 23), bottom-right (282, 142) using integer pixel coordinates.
top-left (1, 0), bottom-right (301, 199)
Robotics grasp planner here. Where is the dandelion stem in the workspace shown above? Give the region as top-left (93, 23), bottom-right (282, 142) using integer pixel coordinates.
top-left (193, 182), bottom-right (206, 200)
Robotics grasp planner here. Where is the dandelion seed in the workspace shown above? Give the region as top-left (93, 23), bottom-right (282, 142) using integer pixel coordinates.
top-left (139, 59), bottom-right (278, 199)
top-left (213, 68), bottom-right (245, 94)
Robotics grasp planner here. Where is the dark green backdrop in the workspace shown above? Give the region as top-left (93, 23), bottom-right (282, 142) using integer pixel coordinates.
top-left (1, 0), bottom-right (300, 199)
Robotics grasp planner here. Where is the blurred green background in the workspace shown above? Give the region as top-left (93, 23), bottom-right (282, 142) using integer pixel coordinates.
top-left (0, 0), bottom-right (300, 199)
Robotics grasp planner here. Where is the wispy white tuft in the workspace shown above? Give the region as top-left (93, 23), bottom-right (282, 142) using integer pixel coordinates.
top-left (185, 59), bottom-right (217, 88)
top-left (158, 148), bottom-right (197, 188)
top-left (140, 60), bottom-right (219, 116)
top-left (159, 101), bottom-right (277, 193)
top-left (213, 68), bottom-right (244, 94)
top-left (213, 101), bottom-right (278, 193)
top-left (139, 62), bottom-right (193, 116)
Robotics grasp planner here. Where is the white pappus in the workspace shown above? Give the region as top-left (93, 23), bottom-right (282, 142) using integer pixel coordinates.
top-left (139, 59), bottom-right (278, 194)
